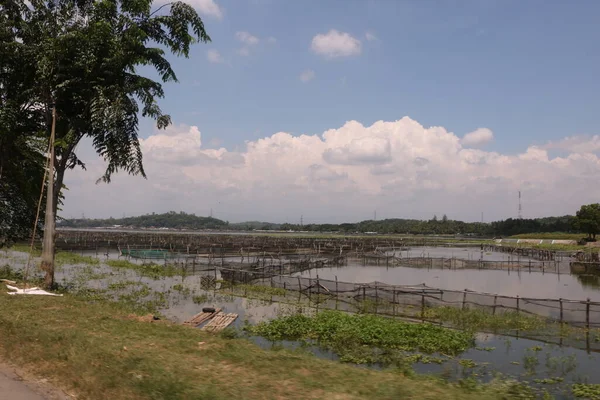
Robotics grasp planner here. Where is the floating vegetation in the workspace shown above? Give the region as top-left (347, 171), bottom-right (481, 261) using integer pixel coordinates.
top-left (55, 251), bottom-right (100, 266)
top-left (245, 310), bottom-right (475, 364)
top-left (423, 306), bottom-right (548, 333)
top-left (192, 294), bottom-right (209, 304)
top-left (459, 359), bottom-right (477, 368)
top-left (236, 284), bottom-right (287, 297)
top-left (572, 383), bottom-right (600, 399)
top-left (106, 259), bottom-right (182, 279)
top-left (534, 377), bottom-right (564, 385)
top-left (172, 283), bottom-right (191, 296)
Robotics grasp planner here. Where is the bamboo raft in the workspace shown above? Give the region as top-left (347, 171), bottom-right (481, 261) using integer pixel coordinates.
top-left (201, 312), bottom-right (238, 333)
top-left (183, 308), bottom-right (222, 327)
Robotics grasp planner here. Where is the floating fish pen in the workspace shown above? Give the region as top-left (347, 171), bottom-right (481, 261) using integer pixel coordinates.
top-left (118, 248), bottom-right (196, 260)
top-left (53, 229), bottom-right (489, 256)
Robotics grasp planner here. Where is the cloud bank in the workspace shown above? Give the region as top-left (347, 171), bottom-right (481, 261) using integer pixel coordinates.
top-left (62, 117), bottom-right (600, 223)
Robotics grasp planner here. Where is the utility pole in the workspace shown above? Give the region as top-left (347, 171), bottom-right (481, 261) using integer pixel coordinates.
top-left (40, 102), bottom-right (57, 289)
top-left (518, 191), bottom-right (523, 219)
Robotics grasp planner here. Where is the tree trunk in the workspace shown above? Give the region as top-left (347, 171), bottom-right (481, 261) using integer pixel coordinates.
top-left (40, 106), bottom-right (56, 289)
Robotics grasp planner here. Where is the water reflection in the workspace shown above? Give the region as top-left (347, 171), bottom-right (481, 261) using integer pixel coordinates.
top-left (297, 265), bottom-right (600, 301)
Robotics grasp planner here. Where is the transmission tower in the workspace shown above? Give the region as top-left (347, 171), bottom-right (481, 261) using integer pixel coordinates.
top-left (518, 191), bottom-right (523, 219)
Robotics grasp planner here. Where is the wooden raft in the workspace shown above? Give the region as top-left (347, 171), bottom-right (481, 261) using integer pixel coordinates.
top-left (201, 312), bottom-right (238, 333)
top-left (183, 308), bottom-right (221, 327)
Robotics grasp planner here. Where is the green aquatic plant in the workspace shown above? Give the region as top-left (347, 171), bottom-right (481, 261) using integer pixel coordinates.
top-left (106, 259), bottom-right (181, 279)
top-left (236, 284), bottom-right (287, 297)
top-left (572, 384), bottom-right (600, 399)
top-left (172, 284), bottom-right (191, 295)
top-left (533, 377), bottom-right (564, 385)
top-left (245, 310), bottom-right (475, 358)
top-left (459, 359), bottom-right (477, 368)
top-left (423, 306), bottom-right (546, 333)
top-left (192, 294), bottom-right (209, 304)
top-left (55, 252), bottom-right (100, 266)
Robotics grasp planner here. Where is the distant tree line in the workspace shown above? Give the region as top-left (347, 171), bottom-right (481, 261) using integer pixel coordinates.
top-left (59, 212), bottom-right (582, 237)
top-left (280, 215), bottom-right (577, 236)
top-left (59, 211), bottom-right (227, 230)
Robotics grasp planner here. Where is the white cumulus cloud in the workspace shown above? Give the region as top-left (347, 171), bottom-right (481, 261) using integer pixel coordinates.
top-left (299, 69), bottom-right (315, 82)
top-left (207, 49), bottom-right (224, 63)
top-left (461, 128), bottom-right (494, 147)
top-left (62, 118), bottom-right (600, 223)
top-left (311, 29), bottom-right (361, 59)
top-left (235, 31), bottom-right (259, 45)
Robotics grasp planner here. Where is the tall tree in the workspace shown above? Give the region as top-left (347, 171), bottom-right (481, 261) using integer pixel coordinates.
top-left (574, 203), bottom-right (600, 241)
top-left (2, 0), bottom-right (210, 287)
top-left (0, 4), bottom-right (47, 245)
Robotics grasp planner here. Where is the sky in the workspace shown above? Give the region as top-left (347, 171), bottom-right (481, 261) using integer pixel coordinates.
top-left (63, 0), bottom-right (600, 224)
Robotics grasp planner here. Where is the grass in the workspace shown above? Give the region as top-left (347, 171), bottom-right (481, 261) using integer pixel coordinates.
top-left (509, 233), bottom-right (584, 240)
top-left (0, 292), bottom-right (533, 400)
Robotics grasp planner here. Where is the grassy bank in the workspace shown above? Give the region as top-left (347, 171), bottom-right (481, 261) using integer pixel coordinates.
top-left (0, 291), bottom-right (539, 400)
top-left (509, 233), bottom-right (583, 240)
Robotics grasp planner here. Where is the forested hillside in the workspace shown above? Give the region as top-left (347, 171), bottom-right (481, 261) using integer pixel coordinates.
top-left (59, 211), bottom-right (227, 230)
top-left (59, 212), bottom-right (578, 237)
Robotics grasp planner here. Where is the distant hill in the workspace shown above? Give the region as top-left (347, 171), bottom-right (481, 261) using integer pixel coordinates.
top-left (58, 211), bottom-right (227, 230)
top-left (228, 221), bottom-right (282, 231)
top-left (58, 211), bottom-right (581, 237)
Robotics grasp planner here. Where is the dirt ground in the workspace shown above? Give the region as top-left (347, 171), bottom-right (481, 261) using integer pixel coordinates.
top-left (0, 361), bottom-right (71, 400)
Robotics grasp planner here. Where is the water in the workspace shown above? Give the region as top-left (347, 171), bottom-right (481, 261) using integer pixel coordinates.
top-left (3, 247), bottom-right (599, 396)
top-left (298, 265), bottom-right (600, 301)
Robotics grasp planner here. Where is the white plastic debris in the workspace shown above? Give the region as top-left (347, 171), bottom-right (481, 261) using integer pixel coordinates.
top-left (6, 285), bottom-right (63, 296)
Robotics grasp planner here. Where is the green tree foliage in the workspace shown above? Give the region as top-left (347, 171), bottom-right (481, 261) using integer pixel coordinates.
top-left (0, 7), bottom-right (47, 244)
top-left (1, 0), bottom-right (210, 284)
top-left (574, 203), bottom-right (600, 240)
top-left (60, 212), bottom-right (582, 237)
top-left (59, 211), bottom-right (227, 230)
top-left (2, 0), bottom-right (210, 217)
top-left (280, 215), bottom-right (577, 236)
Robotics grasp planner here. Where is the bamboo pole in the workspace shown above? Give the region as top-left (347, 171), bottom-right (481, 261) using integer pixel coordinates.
top-left (40, 103), bottom-right (57, 289)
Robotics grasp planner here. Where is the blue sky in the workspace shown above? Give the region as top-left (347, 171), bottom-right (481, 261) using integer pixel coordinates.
top-left (145, 0), bottom-right (600, 154)
top-left (65, 0), bottom-right (600, 222)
